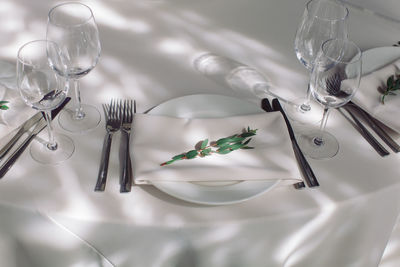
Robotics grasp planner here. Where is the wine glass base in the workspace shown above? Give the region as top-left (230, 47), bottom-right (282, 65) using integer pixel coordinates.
top-left (297, 130), bottom-right (339, 159)
top-left (58, 104), bottom-right (101, 133)
top-left (30, 133), bottom-right (75, 164)
top-left (284, 98), bottom-right (323, 125)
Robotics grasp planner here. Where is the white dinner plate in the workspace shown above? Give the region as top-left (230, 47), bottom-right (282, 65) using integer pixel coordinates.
top-left (361, 46), bottom-right (400, 75)
top-left (148, 94), bottom-right (279, 205)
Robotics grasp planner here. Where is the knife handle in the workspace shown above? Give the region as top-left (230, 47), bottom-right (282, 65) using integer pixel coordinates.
top-left (0, 128), bottom-right (26, 160)
top-left (95, 132), bottom-right (113, 191)
top-left (271, 99), bottom-right (319, 187)
top-left (0, 134), bottom-right (35, 179)
top-left (348, 102), bottom-right (400, 153)
top-left (340, 106), bottom-right (390, 157)
top-left (261, 99), bottom-right (306, 189)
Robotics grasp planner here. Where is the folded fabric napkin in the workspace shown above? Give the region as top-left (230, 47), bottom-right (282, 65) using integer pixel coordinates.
top-left (351, 58), bottom-right (400, 133)
top-left (0, 85), bottom-right (35, 141)
top-left (131, 113), bottom-right (303, 186)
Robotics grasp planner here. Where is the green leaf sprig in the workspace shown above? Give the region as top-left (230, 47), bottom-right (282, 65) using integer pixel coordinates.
top-left (0, 101), bottom-right (9, 110)
top-left (381, 73), bottom-right (400, 104)
top-left (160, 127), bottom-right (258, 166)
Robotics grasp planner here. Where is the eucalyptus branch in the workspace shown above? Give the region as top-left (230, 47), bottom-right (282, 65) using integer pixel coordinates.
top-left (160, 127), bottom-right (258, 166)
top-left (381, 73), bottom-right (400, 104)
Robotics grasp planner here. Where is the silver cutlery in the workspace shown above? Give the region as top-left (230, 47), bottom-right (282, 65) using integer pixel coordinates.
top-left (120, 100), bottom-right (134, 193)
top-left (0, 112), bottom-right (43, 160)
top-left (326, 74), bottom-right (390, 156)
top-left (347, 101), bottom-right (400, 153)
top-left (95, 100), bottom-right (120, 192)
top-left (262, 98), bottom-right (318, 188)
top-left (0, 97), bottom-right (71, 178)
top-left (261, 99), bottom-right (306, 189)
top-left (339, 106), bottom-right (389, 157)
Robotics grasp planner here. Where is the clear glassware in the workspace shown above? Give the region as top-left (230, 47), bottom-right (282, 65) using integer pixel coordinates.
top-left (286, 0), bottom-right (349, 124)
top-left (47, 2), bottom-right (101, 133)
top-left (16, 40), bottom-right (74, 164)
top-left (297, 39), bottom-right (361, 159)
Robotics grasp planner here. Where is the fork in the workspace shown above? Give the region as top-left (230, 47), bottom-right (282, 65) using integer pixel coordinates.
top-left (120, 99), bottom-right (134, 193)
top-left (95, 100), bottom-right (120, 192)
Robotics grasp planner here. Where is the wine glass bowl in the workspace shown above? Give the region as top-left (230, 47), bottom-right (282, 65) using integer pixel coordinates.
top-left (47, 2), bottom-right (101, 133)
top-left (294, 0), bottom-right (349, 70)
top-left (298, 38), bottom-right (362, 159)
top-left (286, 0), bottom-right (349, 124)
top-left (17, 40), bottom-right (74, 164)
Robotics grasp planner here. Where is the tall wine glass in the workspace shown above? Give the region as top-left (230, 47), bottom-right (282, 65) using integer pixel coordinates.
top-left (286, 0), bottom-right (349, 124)
top-left (298, 39), bottom-right (361, 159)
top-left (17, 40), bottom-right (74, 164)
top-left (47, 2), bottom-right (101, 133)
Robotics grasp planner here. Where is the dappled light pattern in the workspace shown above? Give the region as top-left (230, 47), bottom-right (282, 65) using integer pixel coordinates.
top-left (0, 0), bottom-right (400, 266)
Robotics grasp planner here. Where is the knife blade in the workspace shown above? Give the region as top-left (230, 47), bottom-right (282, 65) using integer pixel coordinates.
top-left (0, 112), bottom-right (43, 160)
top-left (270, 98), bottom-right (319, 188)
top-left (0, 97), bottom-right (70, 178)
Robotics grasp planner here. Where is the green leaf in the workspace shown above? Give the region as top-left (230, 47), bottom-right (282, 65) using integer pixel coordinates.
top-left (200, 139), bottom-right (208, 149)
top-left (216, 143), bottom-right (231, 151)
top-left (217, 149), bottom-right (232, 154)
top-left (0, 101), bottom-right (9, 105)
top-left (230, 143), bottom-right (243, 150)
top-left (396, 79), bottom-right (400, 89)
top-left (202, 148), bottom-right (212, 154)
top-left (216, 137), bottom-right (231, 146)
top-left (242, 146), bottom-right (254, 149)
top-left (387, 75), bottom-right (394, 87)
top-left (172, 154), bottom-right (185, 160)
top-left (185, 150), bottom-right (198, 159)
top-left (243, 138), bottom-right (252, 145)
top-left (240, 132), bottom-right (256, 138)
top-left (229, 137), bottom-right (245, 143)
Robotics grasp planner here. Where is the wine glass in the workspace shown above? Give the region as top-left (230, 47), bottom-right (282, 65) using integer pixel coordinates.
top-left (17, 40), bottom-right (74, 164)
top-left (47, 2), bottom-right (101, 133)
top-left (297, 38), bottom-right (361, 159)
top-left (286, 0), bottom-right (349, 124)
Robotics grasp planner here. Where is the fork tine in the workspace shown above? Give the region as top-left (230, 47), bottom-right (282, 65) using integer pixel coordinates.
top-left (128, 99), bottom-right (133, 121)
top-left (102, 104), bottom-right (109, 118)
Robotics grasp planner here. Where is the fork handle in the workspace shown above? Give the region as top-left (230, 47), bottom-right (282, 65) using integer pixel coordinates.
top-left (120, 130), bottom-right (132, 193)
top-left (95, 132), bottom-right (113, 191)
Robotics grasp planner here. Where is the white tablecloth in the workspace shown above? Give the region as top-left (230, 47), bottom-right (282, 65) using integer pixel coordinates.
top-left (0, 0), bottom-right (400, 266)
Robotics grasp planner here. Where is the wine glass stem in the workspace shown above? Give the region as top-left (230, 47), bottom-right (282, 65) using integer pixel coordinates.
top-left (44, 111), bottom-right (58, 151)
top-left (314, 107), bottom-right (331, 146)
top-left (72, 79), bottom-right (85, 120)
top-left (299, 83), bottom-right (312, 112)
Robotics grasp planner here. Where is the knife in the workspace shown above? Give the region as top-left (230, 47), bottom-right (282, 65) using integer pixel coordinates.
top-left (0, 97), bottom-right (70, 178)
top-left (347, 101), bottom-right (400, 153)
top-left (0, 112), bottom-right (43, 160)
top-left (339, 106), bottom-right (390, 157)
top-left (270, 98), bottom-right (319, 187)
top-left (261, 99), bottom-right (306, 189)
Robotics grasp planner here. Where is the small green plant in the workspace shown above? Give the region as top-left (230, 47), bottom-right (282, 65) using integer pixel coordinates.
top-left (0, 101), bottom-right (9, 110)
top-left (381, 73), bottom-right (400, 104)
top-left (160, 127), bottom-right (258, 166)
